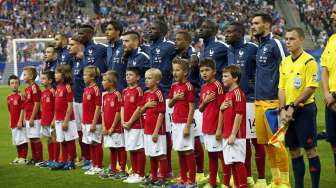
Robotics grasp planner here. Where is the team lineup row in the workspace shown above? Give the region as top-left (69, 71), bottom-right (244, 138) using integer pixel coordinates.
top-left (6, 8), bottom-right (336, 188)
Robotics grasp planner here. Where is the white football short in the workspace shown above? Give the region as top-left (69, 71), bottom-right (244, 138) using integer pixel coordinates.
top-left (203, 134), bottom-right (223, 152)
top-left (25, 120), bottom-right (41, 139)
top-left (144, 134), bottom-right (167, 157)
top-left (172, 123), bottom-right (195, 151)
top-left (55, 120), bottom-right (79, 142)
top-left (73, 102), bottom-right (83, 131)
top-left (124, 128), bottom-right (144, 151)
top-left (222, 138), bottom-right (246, 165)
top-left (82, 124), bottom-right (102, 144)
top-left (11, 127), bottom-right (28, 145)
top-left (104, 133), bottom-right (125, 148)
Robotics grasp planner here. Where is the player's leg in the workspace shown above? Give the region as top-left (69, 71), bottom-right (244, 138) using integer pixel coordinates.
top-left (325, 105), bottom-right (336, 172)
top-left (252, 138), bottom-right (266, 179)
top-left (220, 150), bottom-right (231, 187)
top-left (109, 147), bottom-right (118, 174)
top-left (299, 103), bottom-right (320, 188)
top-left (290, 148), bottom-right (304, 188)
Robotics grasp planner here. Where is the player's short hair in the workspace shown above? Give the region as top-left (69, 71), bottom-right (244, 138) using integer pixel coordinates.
top-left (176, 30), bottom-right (192, 42)
top-left (79, 24), bottom-right (95, 33)
top-left (7, 74), bottom-right (19, 85)
top-left (45, 44), bottom-right (56, 53)
top-left (145, 68), bottom-right (162, 81)
top-left (123, 30), bottom-right (140, 41)
top-left (287, 27), bottom-right (305, 39)
top-left (126, 67), bottom-right (141, 77)
top-left (203, 19), bottom-right (219, 34)
top-left (154, 18), bottom-right (168, 36)
top-left (84, 65), bottom-right (100, 80)
top-left (172, 58), bottom-right (189, 71)
top-left (199, 58), bottom-right (216, 70)
top-left (252, 13), bottom-right (273, 25)
top-left (227, 22), bottom-right (245, 36)
top-left (55, 64), bottom-right (72, 84)
top-left (55, 32), bottom-right (68, 40)
top-left (223, 65), bottom-right (241, 83)
top-left (107, 20), bottom-right (124, 35)
top-left (103, 70), bottom-right (118, 84)
top-left (41, 70), bottom-right (55, 81)
top-left (23, 66), bottom-right (37, 80)
top-left (70, 35), bottom-right (82, 43)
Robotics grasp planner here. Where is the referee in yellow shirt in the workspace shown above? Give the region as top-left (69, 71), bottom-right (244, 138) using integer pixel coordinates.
top-left (321, 4), bottom-right (336, 174)
top-left (279, 27), bottom-right (320, 188)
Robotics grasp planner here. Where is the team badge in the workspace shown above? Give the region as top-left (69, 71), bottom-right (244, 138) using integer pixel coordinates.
top-left (62, 55), bottom-right (65, 61)
top-left (88, 49), bottom-right (93, 56)
top-left (110, 101), bottom-right (114, 107)
top-left (293, 77), bottom-right (302, 89)
top-left (239, 50), bottom-right (244, 58)
top-left (14, 100), bottom-right (18, 105)
top-left (87, 94), bottom-right (91, 100)
top-left (209, 49), bottom-right (214, 56)
top-left (156, 48), bottom-right (160, 55)
top-left (132, 61), bottom-right (136, 66)
top-left (130, 96), bottom-right (135, 103)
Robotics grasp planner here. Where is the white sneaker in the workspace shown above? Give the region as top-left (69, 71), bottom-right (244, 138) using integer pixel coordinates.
top-left (84, 167), bottom-right (96, 175)
top-left (127, 174), bottom-right (145, 184)
top-left (17, 158), bottom-right (27, 165)
top-left (95, 168), bottom-right (104, 175)
top-left (123, 174), bottom-right (136, 183)
top-left (10, 157), bottom-right (19, 165)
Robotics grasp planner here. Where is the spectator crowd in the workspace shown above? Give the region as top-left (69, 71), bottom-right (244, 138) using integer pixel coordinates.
top-left (0, 0), bottom-right (283, 62)
top-left (291, 0), bottom-right (335, 47)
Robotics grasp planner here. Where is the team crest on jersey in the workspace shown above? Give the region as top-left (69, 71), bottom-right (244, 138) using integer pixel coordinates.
top-left (62, 55), bottom-right (65, 61)
top-left (263, 46), bottom-right (268, 53)
top-left (156, 48), bottom-right (160, 55)
top-left (115, 49), bottom-right (120, 56)
top-left (110, 101), bottom-right (114, 107)
top-left (239, 50), bottom-right (244, 57)
top-left (88, 49), bottom-right (93, 56)
top-left (87, 94), bottom-right (91, 100)
top-left (14, 100), bottom-right (18, 105)
top-left (130, 96), bottom-right (135, 103)
top-left (209, 49), bottom-right (214, 56)
top-left (132, 61), bottom-right (136, 66)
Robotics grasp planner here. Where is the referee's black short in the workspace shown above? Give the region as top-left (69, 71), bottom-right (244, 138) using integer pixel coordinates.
top-left (285, 102), bottom-right (317, 149)
top-left (326, 105), bottom-right (336, 146)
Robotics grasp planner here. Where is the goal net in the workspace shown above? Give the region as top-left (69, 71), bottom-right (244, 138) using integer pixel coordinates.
top-left (3, 37), bottom-right (107, 84)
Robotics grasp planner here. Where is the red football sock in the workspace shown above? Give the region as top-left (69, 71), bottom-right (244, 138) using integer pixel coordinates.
top-left (233, 162), bottom-right (247, 188)
top-left (83, 143), bottom-right (90, 160)
top-left (53, 143), bottom-right (60, 161)
top-left (110, 148), bottom-right (117, 173)
top-left (130, 151), bottom-right (137, 174)
top-left (30, 141), bottom-right (36, 160)
top-left (117, 147), bottom-right (127, 171)
top-left (35, 141), bottom-right (43, 161)
top-left (67, 140), bottom-right (76, 162)
top-left (166, 133), bottom-right (172, 174)
top-left (252, 138), bottom-right (266, 179)
top-left (219, 151), bottom-right (232, 185)
top-left (185, 153), bottom-right (196, 183)
top-left (61, 142), bottom-right (68, 162)
top-left (96, 144), bottom-right (103, 168)
top-left (78, 131), bottom-right (84, 159)
top-left (245, 139), bottom-right (252, 177)
top-left (150, 157), bottom-right (159, 181)
top-left (137, 149), bottom-right (146, 177)
top-left (208, 152), bottom-right (219, 186)
top-left (194, 136), bottom-right (204, 173)
top-left (21, 143), bottom-right (28, 159)
top-left (16, 145), bottom-right (21, 158)
top-left (90, 144), bottom-right (96, 166)
top-left (48, 143), bottom-right (53, 161)
top-left (178, 153), bottom-right (188, 183)
top-left (159, 158), bottom-right (168, 180)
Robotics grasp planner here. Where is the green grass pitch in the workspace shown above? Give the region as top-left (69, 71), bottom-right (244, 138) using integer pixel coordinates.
top-left (0, 85), bottom-right (335, 188)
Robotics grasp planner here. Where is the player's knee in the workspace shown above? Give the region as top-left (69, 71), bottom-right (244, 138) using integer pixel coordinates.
top-left (289, 148), bottom-right (301, 158)
top-left (305, 147), bottom-right (318, 158)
